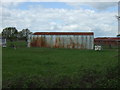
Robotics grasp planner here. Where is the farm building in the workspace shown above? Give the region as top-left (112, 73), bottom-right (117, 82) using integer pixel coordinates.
top-left (28, 32), bottom-right (94, 49)
top-left (0, 37), bottom-right (6, 47)
top-left (94, 37), bottom-right (120, 47)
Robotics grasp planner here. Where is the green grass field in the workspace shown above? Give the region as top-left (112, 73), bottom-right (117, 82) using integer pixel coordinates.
top-left (2, 41), bottom-right (119, 88)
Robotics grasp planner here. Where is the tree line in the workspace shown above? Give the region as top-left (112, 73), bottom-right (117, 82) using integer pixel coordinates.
top-left (1, 27), bottom-right (32, 41)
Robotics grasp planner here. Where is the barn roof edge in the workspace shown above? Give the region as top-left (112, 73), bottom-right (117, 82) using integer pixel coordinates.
top-left (32, 32), bottom-right (94, 35)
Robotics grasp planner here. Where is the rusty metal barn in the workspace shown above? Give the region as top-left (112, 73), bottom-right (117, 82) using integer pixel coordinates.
top-left (28, 32), bottom-right (94, 49)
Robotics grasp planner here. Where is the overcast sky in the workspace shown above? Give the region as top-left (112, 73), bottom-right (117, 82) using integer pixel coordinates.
top-left (1, 2), bottom-right (119, 37)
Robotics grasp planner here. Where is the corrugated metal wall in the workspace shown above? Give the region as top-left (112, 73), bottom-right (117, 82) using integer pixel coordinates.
top-left (28, 32), bottom-right (94, 49)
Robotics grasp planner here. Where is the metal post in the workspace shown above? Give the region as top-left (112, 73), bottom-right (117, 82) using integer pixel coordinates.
top-left (118, 1), bottom-right (120, 62)
top-left (118, 1), bottom-right (120, 35)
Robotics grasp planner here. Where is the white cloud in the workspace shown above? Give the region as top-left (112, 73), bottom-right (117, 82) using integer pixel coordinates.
top-left (1, 2), bottom-right (118, 37)
top-left (88, 2), bottom-right (117, 10)
top-left (67, 2), bottom-right (118, 10)
top-left (1, 0), bottom-right (120, 2)
top-left (1, 2), bottom-right (20, 8)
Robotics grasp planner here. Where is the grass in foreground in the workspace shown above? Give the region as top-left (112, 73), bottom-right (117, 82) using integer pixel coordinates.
top-left (2, 45), bottom-right (119, 88)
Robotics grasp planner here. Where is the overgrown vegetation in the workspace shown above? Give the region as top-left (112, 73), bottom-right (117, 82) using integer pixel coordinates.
top-left (2, 65), bottom-right (119, 88)
top-left (2, 41), bottom-right (119, 88)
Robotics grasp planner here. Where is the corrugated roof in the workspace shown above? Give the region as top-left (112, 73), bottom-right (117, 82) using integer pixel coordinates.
top-left (33, 32), bottom-right (94, 35)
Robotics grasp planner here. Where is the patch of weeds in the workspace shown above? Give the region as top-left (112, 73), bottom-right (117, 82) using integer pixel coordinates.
top-left (2, 65), bottom-right (119, 88)
top-left (76, 68), bottom-right (101, 88)
top-left (93, 64), bottom-right (119, 88)
top-left (53, 75), bottom-right (73, 88)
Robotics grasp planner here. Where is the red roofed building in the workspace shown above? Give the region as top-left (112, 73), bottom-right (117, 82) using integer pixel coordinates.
top-left (94, 37), bottom-right (120, 47)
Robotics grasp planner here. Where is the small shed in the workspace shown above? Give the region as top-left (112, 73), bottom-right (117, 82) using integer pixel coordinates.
top-left (28, 32), bottom-right (94, 49)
